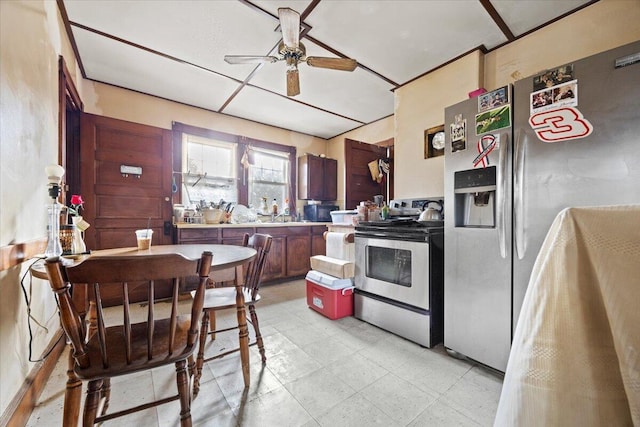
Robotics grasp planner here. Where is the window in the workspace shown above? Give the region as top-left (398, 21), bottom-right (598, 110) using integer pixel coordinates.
top-left (173, 123), bottom-right (297, 214)
top-left (248, 148), bottom-right (290, 211)
top-left (182, 134), bottom-right (237, 206)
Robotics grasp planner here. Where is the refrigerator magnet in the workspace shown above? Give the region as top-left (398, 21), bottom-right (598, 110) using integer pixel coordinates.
top-left (473, 134), bottom-right (499, 168)
top-left (475, 105), bottom-right (511, 135)
top-left (530, 79), bottom-right (578, 115)
top-left (450, 115), bottom-right (467, 153)
top-left (532, 65), bottom-right (574, 91)
top-left (478, 86), bottom-right (508, 113)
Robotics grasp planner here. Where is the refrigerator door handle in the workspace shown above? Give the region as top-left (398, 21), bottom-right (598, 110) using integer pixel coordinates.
top-left (496, 132), bottom-right (508, 258)
top-left (514, 128), bottom-right (526, 259)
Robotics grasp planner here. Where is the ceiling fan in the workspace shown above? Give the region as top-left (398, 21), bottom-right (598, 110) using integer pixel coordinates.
top-left (224, 7), bottom-right (358, 97)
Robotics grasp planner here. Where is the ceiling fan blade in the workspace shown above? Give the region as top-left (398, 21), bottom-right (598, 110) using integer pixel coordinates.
top-left (224, 55), bottom-right (279, 65)
top-left (306, 56), bottom-right (358, 71)
top-left (278, 7), bottom-right (300, 49)
top-left (287, 69), bottom-right (300, 97)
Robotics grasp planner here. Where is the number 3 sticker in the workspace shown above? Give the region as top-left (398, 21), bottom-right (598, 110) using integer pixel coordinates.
top-left (529, 107), bottom-right (593, 143)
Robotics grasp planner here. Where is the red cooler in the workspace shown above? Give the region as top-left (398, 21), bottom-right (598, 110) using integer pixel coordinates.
top-left (305, 270), bottom-right (355, 320)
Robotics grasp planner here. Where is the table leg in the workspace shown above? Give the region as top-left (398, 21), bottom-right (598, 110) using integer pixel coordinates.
top-left (235, 265), bottom-right (250, 388)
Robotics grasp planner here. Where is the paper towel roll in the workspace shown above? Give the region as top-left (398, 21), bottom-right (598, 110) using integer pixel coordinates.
top-left (326, 232), bottom-right (354, 262)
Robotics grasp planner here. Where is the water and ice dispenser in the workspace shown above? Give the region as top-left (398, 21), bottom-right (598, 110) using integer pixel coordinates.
top-left (453, 166), bottom-right (497, 228)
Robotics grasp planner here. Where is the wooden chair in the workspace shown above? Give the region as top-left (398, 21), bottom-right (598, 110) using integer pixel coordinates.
top-left (43, 251), bottom-right (212, 427)
top-left (192, 233), bottom-right (272, 397)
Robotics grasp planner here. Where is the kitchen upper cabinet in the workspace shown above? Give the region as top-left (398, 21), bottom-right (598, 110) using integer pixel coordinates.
top-left (298, 154), bottom-right (337, 201)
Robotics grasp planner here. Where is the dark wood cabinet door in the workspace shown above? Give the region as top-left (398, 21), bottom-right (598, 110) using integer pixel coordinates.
top-left (323, 158), bottom-right (338, 201)
top-left (311, 225), bottom-right (327, 256)
top-left (286, 235), bottom-right (311, 276)
top-left (262, 236), bottom-right (286, 282)
top-left (298, 154), bottom-right (337, 201)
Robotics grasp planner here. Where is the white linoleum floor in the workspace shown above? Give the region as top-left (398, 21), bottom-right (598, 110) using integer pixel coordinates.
top-left (27, 279), bottom-right (503, 426)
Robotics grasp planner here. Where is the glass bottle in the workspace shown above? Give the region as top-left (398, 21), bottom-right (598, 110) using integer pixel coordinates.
top-left (45, 203), bottom-right (63, 257)
top-left (381, 202), bottom-right (390, 220)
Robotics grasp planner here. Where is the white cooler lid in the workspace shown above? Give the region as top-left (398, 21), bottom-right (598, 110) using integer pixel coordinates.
top-left (305, 270), bottom-right (354, 290)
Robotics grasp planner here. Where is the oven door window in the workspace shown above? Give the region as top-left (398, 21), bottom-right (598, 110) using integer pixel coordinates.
top-left (366, 245), bottom-right (412, 287)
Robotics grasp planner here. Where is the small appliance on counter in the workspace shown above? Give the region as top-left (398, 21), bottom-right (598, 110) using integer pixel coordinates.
top-left (303, 204), bottom-right (338, 222)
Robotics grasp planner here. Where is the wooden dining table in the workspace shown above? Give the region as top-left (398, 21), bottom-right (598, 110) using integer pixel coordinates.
top-left (31, 244), bottom-right (256, 427)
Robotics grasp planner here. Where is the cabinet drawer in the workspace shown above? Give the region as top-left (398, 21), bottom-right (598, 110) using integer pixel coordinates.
top-left (178, 228), bottom-right (218, 241)
top-left (311, 225), bottom-right (328, 235)
top-left (221, 227), bottom-right (255, 238)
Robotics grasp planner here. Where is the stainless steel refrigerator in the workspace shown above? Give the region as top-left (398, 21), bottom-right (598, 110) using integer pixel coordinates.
top-left (443, 41), bottom-right (640, 372)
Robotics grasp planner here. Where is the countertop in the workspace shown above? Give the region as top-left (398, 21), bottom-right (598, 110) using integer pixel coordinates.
top-left (175, 221), bottom-right (332, 229)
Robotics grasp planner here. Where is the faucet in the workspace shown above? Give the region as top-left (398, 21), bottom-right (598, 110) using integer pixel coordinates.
top-left (271, 212), bottom-right (287, 223)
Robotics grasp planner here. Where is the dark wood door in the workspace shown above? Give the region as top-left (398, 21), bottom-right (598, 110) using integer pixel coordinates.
top-left (344, 139), bottom-right (389, 209)
top-left (80, 113), bottom-right (174, 249)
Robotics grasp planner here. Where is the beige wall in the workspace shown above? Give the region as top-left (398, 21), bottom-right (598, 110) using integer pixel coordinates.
top-left (394, 51), bottom-right (483, 200)
top-left (0, 0), bottom-right (77, 416)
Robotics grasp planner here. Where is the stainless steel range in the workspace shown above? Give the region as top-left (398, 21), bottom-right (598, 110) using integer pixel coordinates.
top-left (354, 218), bottom-right (444, 347)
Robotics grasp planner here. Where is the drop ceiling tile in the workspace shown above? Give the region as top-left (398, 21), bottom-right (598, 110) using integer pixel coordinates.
top-left (73, 27), bottom-right (239, 112)
top-left (64, 0), bottom-right (281, 81)
top-left (305, 0), bottom-right (508, 84)
top-left (490, 0), bottom-right (592, 37)
top-left (222, 86), bottom-right (362, 139)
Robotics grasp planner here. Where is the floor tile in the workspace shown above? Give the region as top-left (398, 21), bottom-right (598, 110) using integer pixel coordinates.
top-left (315, 393), bottom-right (401, 427)
top-left (231, 386), bottom-right (313, 427)
top-left (284, 368), bottom-right (356, 418)
top-left (409, 399), bottom-right (481, 426)
top-left (359, 373), bottom-right (439, 426)
top-left (265, 347), bottom-right (322, 385)
top-left (326, 352), bottom-right (388, 392)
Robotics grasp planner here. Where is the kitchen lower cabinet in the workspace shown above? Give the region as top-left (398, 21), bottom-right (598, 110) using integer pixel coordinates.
top-left (261, 236), bottom-right (286, 282)
top-left (286, 234), bottom-right (311, 277)
top-left (175, 224), bottom-right (327, 283)
top-left (311, 226), bottom-right (326, 256)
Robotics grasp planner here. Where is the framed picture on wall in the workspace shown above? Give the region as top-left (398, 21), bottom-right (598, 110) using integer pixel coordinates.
top-left (424, 125), bottom-right (445, 159)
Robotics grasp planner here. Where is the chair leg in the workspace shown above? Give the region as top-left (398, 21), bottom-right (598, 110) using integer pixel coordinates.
top-left (209, 310), bottom-right (216, 341)
top-left (83, 379), bottom-right (102, 426)
top-left (100, 378), bottom-right (111, 416)
top-left (193, 310), bottom-right (209, 399)
top-left (176, 359), bottom-right (193, 427)
top-left (63, 349), bottom-right (82, 427)
top-left (248, 305), bottom-right (266, 364)
top-left (236, 290), bottom-right (250, 388)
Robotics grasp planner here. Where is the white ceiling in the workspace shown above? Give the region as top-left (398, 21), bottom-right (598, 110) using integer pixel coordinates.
top-left (62, 0), bottom-right (594, 139)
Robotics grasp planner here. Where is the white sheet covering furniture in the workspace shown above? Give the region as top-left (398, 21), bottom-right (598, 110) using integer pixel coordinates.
top-left (495, 205), bottom-right (640, 426)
